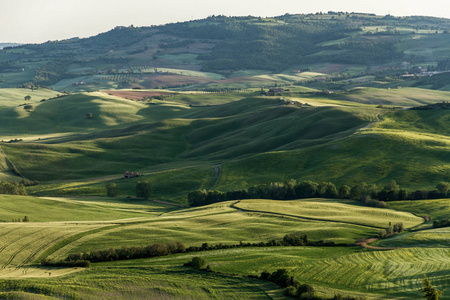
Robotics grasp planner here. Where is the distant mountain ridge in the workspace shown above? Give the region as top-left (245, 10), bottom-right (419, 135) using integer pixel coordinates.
top-left (0, 43), bottom-right (22, 50)
top-left (2, 12), bottom-right (450, 89)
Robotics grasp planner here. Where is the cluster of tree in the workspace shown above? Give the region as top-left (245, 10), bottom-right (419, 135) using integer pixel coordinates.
top-left (41, 259), bottom-right (90, 268)
top-left (0, 181), bottom-right (27, 196)
top-left (136, 181), bottom-right (151, 199)
top-left (422, 276), bottom-right (444, 300)
top-left (0, 61), bottom-right (23, 73)
top-left (256, 269), bottom-right (318, 299)
top-left (188, 180), bottom-right (450, 207)
top-left (31, 60), bottom-right (68, 86)
top-left (183, 256), bottom-right (212, 272)
top-left (3, 138), bottom-right (23, 143)
top-left (432, 219), bottom-right (450, 229)
top-left (23, 104), bottom-right (33, 112)
top-left (64, 232), bottom-right (343, 265)
top-left (80, 26), bottom-right (152, 51)
top-left (11, 216), bottom-right (29, 222)
top-left (65, 241), bottom-right (186, 263)
top-left (105, 181), bottom-right (151, 199)
top-left (378, 222), bottom-right (404, 238)
top-left (325, 41), bottom-right (404, 65)
top-left (162, 16), bottom-right (359, 72)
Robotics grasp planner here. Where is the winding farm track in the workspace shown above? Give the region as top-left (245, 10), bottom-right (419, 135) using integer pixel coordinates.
top-left (356, 113), bottom-right (384, 132)
top-left (208, 164), bottom-right (221, 190)
top-left (231, 201), bottom-right (384, 230)
top-left (354, 238), bottom-right (402, 250)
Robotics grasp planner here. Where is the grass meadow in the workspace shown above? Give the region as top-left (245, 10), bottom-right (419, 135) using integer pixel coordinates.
top-left (0, 88), bottom-right (448, 299)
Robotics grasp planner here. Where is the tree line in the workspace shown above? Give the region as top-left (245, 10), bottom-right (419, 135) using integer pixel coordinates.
top-left (188, 180), bottom-right (449, 207)
top-left (60, 232), bottom-right (345, 265)
top-left (106, 181), bottom-right (151, 199)
top-left (433, 219), bottom-right (450, 229)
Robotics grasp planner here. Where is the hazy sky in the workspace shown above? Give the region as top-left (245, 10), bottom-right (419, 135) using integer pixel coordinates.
top-left (1, 0), bottom-right (450, 43)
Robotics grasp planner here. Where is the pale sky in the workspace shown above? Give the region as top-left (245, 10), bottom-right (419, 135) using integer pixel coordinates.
top-left (1, 0), bottom-right (450, 44)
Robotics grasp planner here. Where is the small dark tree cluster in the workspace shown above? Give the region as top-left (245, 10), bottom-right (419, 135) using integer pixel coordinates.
top-left (136, 181), bottom-right (151, 199)
top-left (183, 256), bottom-right (212, 272)
top-left (432, 219), bottom-right (450, 229)
top-left (258, 269), bottom-right (318, 299)
top-left (66, 241), bottom-right (186, 263)
top-left (41, 259), bottom-right (90, 268)
top-left (20, 179), bottom-right (38, 186)
top-left (12, 216), bottom-right (29, 222)
top-left (422, 276), bottom-right (444, 300)
top-left (0, 181), bottom-right (27, 196)
top-left (106, 183), bottom-right (118, 197)
top-left (378, 222), bottom-right (404, 238)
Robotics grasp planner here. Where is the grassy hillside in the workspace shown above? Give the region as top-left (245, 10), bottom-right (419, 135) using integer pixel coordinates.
top-left (0, 88), bottom-right (61, 110)
top-left (2, 95), bottom-right (378, 182)
top-left (374, 227), bottom-right (450, 248)
top-left (388, 199), bottom-right (450, 221)
top-left (0, 91), bottom-right (445, 200)
top-left (0, 194), bottom-right (446, 299)
top-left (234, 199), bottom-right (423, 229)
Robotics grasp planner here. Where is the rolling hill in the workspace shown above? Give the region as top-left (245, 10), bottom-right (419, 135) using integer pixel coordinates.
top-left (0, 11), bottom-right (449, 300)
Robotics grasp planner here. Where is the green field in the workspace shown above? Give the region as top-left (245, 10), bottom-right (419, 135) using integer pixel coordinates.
top-left (374, 227), bottom-right (450, 248)
top-left (1, 13), bottom-right (450, 298)
top-left (0, 88), bottom-right (62, 109)
top-left (234, 199), bottom-right (423, 229)
top-left (0, 90), bottom-right (446, 203)
top-left (0, 194), bottom-right (446, 299)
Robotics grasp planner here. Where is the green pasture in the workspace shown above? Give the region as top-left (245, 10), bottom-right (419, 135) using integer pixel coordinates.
top-left (0, 88), bottom-right (61, 108)
top-left (0, 264), bottom-right (283, 299)
top-left (48, 199), bottom-right (382, 258)
top-left (234, 199), bottom-right (423, 229)
top-left (388, 199), bottom-right (450, 221)
top-left (0, 195), bottom-right (162, 222)
top-left (374, 227), bottom-right (450, 248)
top-left (2, 97), bottom-right (377, 184)
top-left (318, 87), bottom-right (450, 106)
top-left (0, 194), bottom-right (445, 298)
top-left (0, 92), bottom-right (446, 198)
top-left (98, 246), bottom-right (450, 299)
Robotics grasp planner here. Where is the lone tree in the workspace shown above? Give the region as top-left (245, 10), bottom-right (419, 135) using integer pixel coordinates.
top-left (24, 95), bottom-right (31, 101)
top-left (136, 181), bottom-right (151, 200)
top-left (106, 183), bottom-right (118, 197)
top-left (191, 257), bottom-right (206, 270)
top-left (23, 104), bottom-right (33, 112)
top-left (422, 276), bottom-right (444, 300)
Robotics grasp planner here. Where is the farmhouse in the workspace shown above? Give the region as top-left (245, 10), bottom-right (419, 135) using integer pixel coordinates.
top-left (123, 171), bottom-right (142, 179)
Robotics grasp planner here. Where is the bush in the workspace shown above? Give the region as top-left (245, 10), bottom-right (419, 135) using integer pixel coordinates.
top-left (106, 183), bottom-right (118, 197)
top-left (136, 181), bottom-right (151, 199)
